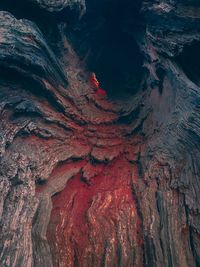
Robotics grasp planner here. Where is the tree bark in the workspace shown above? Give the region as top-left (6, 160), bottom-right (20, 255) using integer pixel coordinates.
top-left (0, 0), bottom-right (200, 266)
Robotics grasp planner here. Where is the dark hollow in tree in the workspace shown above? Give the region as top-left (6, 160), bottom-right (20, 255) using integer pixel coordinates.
top-left (0, 0), bottom-right (200, 267)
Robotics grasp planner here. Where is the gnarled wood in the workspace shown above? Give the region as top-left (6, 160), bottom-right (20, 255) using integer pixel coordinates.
top-left (0, 0), bottom-right (200, 266)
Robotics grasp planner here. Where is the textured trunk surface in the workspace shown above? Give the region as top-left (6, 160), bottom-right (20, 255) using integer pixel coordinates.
top-left (0, 0), bottom-right (200, 266)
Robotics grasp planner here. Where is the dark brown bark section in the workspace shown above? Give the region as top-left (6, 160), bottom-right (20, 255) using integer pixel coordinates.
top-left (0, 1), bottom-right (200, 266)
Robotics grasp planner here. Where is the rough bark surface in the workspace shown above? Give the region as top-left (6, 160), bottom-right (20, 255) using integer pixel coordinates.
top-left (0, 0), bottom-right (200, 266)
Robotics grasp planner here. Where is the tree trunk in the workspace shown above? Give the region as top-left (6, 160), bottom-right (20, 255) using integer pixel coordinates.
top-left (0, 0), bottom-right (200, 266)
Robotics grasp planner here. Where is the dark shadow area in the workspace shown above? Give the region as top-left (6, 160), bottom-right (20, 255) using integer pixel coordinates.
top-left (67, 0), bottom-right (145, 97)
top-left (0, 0), bottom-right (146, 98)
top-left (0, 0), bottom-right (80, 31)
top-left (89, 33), bottom-right (144, 97)
top-left (0, 66), bottom-right (65, 114)
top-left (177, 0), bottom-right (200, 6)
top-left (176, 42), bottom-right (200, 86)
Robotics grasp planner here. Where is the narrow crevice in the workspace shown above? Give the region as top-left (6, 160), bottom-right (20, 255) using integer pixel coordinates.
top-left (130, 174), bottom-right (146, 266)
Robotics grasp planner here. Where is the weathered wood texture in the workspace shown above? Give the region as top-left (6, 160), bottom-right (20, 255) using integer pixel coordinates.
top-left (0, 0), bottom-right (200, 266)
